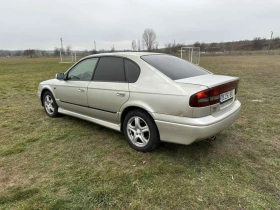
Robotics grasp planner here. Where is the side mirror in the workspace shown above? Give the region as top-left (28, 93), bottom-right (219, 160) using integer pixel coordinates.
top-left (55, 73), bottom-right (65, 80)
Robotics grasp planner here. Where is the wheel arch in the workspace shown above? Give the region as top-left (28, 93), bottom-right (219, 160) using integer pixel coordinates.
top-left (40, 87), bottom-right (55, 106)
top-left (120, 105), bottom-right (155, 132)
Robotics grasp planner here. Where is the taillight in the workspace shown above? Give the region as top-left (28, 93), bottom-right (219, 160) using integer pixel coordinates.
top-left (189, 80), bottom-right (239, 107)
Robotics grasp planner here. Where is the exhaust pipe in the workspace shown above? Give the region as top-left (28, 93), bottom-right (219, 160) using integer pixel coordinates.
top-left (210, 136), bottom-right (216, 141)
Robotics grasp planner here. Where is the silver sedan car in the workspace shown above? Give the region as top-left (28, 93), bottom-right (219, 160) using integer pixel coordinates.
top-left (38, 52), bottom-right (241, 152)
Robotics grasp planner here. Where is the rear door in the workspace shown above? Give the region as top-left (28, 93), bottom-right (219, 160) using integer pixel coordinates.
top-left (87, 57), bottom-right (129, 124)
top-left (55, 58), bottom-right (98, 115)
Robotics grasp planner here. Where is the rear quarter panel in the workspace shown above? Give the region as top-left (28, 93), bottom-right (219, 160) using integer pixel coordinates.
top-left (120, 58), bottom-right (208, 118)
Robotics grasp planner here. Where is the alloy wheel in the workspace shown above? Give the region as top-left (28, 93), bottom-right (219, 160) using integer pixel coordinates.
top-left (44, 95), bottom-right (55, 115)
top-left (127, 116), bottom-right (150, 147)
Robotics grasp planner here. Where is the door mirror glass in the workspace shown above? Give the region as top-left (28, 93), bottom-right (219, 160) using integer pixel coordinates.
top-left (55, 73), bottom-right (65, 80)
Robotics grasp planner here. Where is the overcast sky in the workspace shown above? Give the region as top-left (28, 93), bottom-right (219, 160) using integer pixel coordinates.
top-left (1, 0), bottom-right (279, 50)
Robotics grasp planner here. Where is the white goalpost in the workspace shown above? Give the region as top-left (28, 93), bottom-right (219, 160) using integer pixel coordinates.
top-left (180, 47), bottom-right (200, 65)
top-left (58, 38), bottom-right (77, 63)
top-left (60, 51), bottom-right (77, 63)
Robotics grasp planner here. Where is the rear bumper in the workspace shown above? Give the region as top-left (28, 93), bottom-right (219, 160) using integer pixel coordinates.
top-left (153, 100), bottom-right (241, 145)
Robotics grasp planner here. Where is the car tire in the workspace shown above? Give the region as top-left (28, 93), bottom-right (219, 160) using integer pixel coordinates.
top-left (43, 91), bottom-right (59, 118)
top-left (123, 109), bottom-right (160, 152)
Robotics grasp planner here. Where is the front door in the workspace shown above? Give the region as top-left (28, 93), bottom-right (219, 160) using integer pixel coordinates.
top-left (55, 58), bottom-right (99, 115)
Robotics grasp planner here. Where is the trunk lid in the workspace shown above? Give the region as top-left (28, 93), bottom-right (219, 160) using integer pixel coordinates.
top-left (175, 74), bottom-right (239, 117)
top-left (175, 74), bottom-right (238, 88)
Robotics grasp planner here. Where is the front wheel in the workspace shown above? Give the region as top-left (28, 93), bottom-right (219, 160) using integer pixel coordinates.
top-left (123, 109), bottom-right (160, 152)
top-left (43, 91), bottom-right (59, 118)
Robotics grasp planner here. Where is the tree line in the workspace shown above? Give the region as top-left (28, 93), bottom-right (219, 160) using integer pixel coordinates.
top-left (190, 37), bottom-right (280, 52)
top-left (132, 29), bottom-right (280, 53)
top-left (1, 28), bottom-right (279, 57)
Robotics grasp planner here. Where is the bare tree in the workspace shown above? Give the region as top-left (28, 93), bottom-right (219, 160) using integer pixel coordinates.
top-left (209, 42), bottom-right (218, 48)
top-left (131, 40), bottom-right (137, 51)
top-left (54, 47), bottom-right (60, 56)
top-left (41, 50), bottom-right (47, 56)
top-left (90, 49), bottom-right (98, 54)
top-left (200, 43), bottom-right (206, 52)
top-left (111, 45), bottom-right (115, 52)
top-left (142, 28), bottom-right (157, 51)
top-left (154, 41), bottom-right (159, 52)
top-left (0, 50), bottom-right (12, 57)
top-left (164, 43), bottom-right (173, 54)
top-left (253, 37), bottom-right (265, 50)
top-left (23, 49), bottom-right (35, 58)
top-left (138, 40), bottom-right (141, 51)
top-left (273, 37), bottom-right (280, 49)
top-left (193, 42), bottom-right (201, 48)
top-left (164, 42), bottom-right (183, 55)
top-left (14, 50), bottom-right (23, 56)
top-left (82, 49), bottom-right (89, 56)
top-left (66, 45), bottom-right (72, 55)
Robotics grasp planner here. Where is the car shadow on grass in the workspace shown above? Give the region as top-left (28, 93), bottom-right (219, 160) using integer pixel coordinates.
top-left (160, 139), bottom-right (216, 157)
top-left (46, 113), bottom-right (221, 159)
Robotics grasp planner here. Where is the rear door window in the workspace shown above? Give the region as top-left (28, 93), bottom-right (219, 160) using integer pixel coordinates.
top-left (93, 57), bottom-right (126, 82)
top-left (141, 54), bottom-right (209, 80)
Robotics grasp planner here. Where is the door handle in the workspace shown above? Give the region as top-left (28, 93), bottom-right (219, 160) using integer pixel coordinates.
top-left (116, 92), bottom-right (125, 97)
top-left (78, 88), bottom-right (85, 92)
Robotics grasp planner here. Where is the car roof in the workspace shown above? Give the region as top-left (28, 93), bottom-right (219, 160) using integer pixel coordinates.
top-left (84, 52), bottom-right (162, 59)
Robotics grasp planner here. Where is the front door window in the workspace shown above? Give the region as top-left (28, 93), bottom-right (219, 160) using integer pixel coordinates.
top-left (68, 58), bottom-right (99, 81)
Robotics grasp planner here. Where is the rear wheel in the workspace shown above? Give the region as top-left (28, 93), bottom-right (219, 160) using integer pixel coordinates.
top-left (123, 109), bottom-right (160, 152)
top-left (43, 91), bottom-right (59, 118)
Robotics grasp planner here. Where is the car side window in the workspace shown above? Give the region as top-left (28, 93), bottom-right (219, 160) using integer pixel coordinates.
top-left (67, 58), bottom-right (99, 81)
top-left (124, 59), bottom-right (140, 83)
top-left (93, 57), bottom-right (126, 82)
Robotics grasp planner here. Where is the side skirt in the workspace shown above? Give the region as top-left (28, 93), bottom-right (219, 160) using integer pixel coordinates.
top-left (58, 108), bottom-right (121, 132)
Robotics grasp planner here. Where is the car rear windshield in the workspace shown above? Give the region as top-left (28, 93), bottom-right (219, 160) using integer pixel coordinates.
top-left (141, 54), bottom-right (209, 80)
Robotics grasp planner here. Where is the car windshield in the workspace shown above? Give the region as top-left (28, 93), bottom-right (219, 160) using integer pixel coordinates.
top-left (141, 54), bottom-right (209, 80)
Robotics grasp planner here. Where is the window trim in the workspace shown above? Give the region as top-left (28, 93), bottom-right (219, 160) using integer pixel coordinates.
top-left (91, 56), bottom-right (137, 83)
top-left (65, 57), bottom-right (100, 81)
top-left (65, 55), bottom-right (142, 83)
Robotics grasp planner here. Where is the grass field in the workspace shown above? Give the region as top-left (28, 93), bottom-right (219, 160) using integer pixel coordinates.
top-left (0, 55), bottom-right (279, 209)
